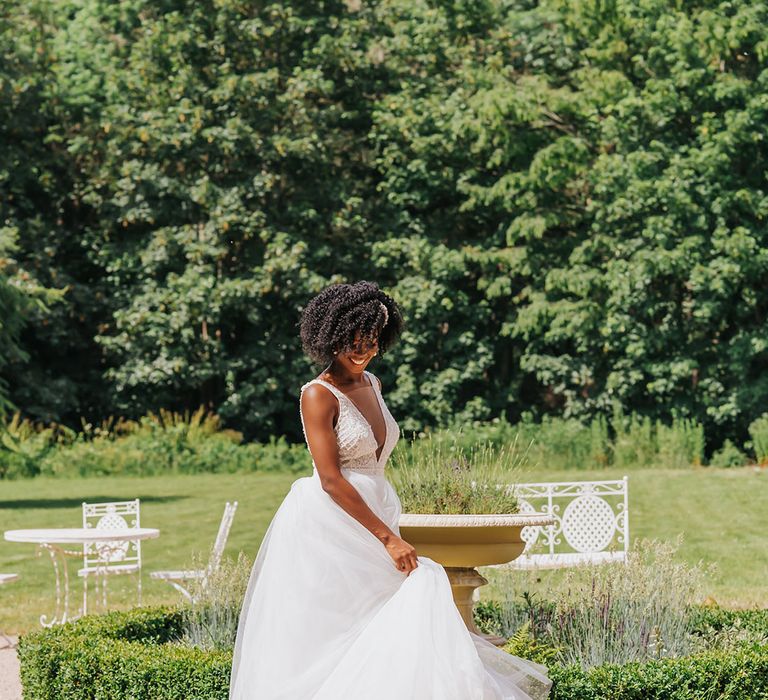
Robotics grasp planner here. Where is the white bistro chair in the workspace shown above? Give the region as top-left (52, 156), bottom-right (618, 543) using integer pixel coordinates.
top-left (75, 498), bottom-right (143, 614)
top-left (151, 501), bottom-right (238, 603)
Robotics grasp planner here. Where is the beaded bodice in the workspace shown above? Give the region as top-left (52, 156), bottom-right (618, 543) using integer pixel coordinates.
top-left (299, 370), bottom-right (400, 475)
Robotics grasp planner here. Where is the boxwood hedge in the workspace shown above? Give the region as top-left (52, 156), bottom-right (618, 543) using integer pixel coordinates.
top-left (17, 606), bottom-right (231, 700)
top-left (17, 605), bottom-right (768, 699)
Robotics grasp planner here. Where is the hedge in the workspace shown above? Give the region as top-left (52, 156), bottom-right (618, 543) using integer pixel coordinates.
top-left (548, 646), bottom-right (768, 700)
top-left (17, 607), bottom-right (231, 700)
top-left (17, 605), bottom-right (768, 699)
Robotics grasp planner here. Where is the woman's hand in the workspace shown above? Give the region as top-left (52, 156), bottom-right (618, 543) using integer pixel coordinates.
top-left (384, 535), bottom-right (419, 574)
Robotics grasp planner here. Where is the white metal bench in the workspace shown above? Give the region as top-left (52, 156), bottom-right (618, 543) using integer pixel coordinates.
top-left (489, 476), bottom-right (629, 570)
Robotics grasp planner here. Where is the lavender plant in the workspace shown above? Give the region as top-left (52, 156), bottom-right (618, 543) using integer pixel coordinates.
top-left (483, 536), bottom-right (716, 669)
top-left (388, 429), bottom-right (528, 514)
top-left (177, 550), bottom-right (252, 651)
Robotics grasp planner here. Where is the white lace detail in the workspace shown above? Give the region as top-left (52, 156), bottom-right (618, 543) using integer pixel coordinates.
top-left (299, 371), bottom-right (399, 476)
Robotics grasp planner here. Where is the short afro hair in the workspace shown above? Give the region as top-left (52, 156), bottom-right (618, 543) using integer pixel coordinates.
top-left (299, 281), bottom-right (404, 366)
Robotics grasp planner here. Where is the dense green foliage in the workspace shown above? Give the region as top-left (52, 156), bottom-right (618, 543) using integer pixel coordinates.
top-left (547, 647), bottom-right (768, 700)
top-left (0, 408), bottom-right (311, 479)
top-left (17, 606), bottom-right (232, 699)
top-left (478, 600), bottom-right (768, 699)
top-left (688, 605), bottom-right (768, 639)
top-left (2, 403), bottom-right (742, 479)
top-left (3, 0), bottom-right (768, 451)
top-left (0, 7), bottom-right (56, 414)
top-left (18, 604), bottom-right (768, 699)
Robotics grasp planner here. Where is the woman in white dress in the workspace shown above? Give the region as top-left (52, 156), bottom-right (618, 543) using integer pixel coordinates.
top-left (229, 281), bottom-right (552, 699)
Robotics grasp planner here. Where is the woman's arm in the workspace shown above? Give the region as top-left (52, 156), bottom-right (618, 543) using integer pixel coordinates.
top-left (300, 383), bottom-right (418, 573)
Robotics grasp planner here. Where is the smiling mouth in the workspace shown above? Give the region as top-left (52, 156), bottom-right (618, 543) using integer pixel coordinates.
top-left (350, 356), bottom-right (369, 365)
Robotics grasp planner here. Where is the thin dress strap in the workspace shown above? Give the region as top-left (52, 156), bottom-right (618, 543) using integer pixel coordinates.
top-left (301, 377), bottom-right (346, 403)
top-left (301, 373), bottom-right (377, 402)
top-left (299, 379), bottom-right (347, 434)
top-left (365, 370), bottom-right (380, 396)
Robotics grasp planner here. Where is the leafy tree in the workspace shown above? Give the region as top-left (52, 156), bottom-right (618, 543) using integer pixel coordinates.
top-left (3, 0), bottom-right (768, 451)
top-left (0, 1), bottom-right (68, 416)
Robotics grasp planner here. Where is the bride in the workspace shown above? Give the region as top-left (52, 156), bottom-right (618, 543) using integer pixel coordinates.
top-left (229, 281), bottom-right (552, 699)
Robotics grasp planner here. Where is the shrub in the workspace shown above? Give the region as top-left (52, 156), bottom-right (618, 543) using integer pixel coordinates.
top-left (611, 406), bottom-right (657, 469)
top-left (455, 413), bottom-right (612, 471)
top-left (476, 590), bottom-right (559, 644)
top-left (656, 414), bottom-right (705, 468)
top-left (549, 538), bottom-right (713, 668)
top-left (0, 412), bottom-right (62, 478)
top-left (0, 405), bottom-right (747, 480)
top-left (444, 409), bottom-right (705, 471)
top-left (474, 598), bottom-right (505, 636)
top-left (688, 606), bottom-right (768, 652)
top-left (502, 620), bottom-right (562, 667)
top-left (17, 606), bottom-right (232, 700)
top-left (521, 413), bottom-right (612, 471)
top-left (709, 439), bottom-right (747, 468)
top-left (688, 606), bottom-right (768, 636)
top-left (19, 407), bottom-right (313, 478)
top-left (19, 604), bottom-right (768, 699)
top-left (748, 414), bottom-right (768, 466)
top-left (547, 645), bottom-right (768, 700)
top-left (477, 595), bottom-right (768, 656)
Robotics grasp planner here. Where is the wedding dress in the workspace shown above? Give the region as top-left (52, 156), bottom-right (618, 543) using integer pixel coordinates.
top-left (229, 370), bottom-right (552, 699)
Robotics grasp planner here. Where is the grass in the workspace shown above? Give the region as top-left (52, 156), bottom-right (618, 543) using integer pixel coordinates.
top-left (1, 465), bottom-right (767, 634)
top-left (0, 472), bottom-right (291, 635)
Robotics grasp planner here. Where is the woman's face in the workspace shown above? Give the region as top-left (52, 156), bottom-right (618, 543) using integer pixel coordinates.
top-left (335, 330), bottom-right (379, 374)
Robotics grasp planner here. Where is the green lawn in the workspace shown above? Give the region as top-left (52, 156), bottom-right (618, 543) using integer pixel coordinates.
top-left (1, 466), bottom-right (766, 635)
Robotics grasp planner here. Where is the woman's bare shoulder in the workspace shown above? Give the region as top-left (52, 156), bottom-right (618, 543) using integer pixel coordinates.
top-left (301, 382), bottom-right (338, 410)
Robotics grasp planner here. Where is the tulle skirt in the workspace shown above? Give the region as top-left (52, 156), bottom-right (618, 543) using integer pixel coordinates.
top-left (229, 468), bottom-right (552, 699)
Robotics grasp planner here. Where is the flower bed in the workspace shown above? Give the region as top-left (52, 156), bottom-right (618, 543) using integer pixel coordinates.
top-left (17, 605), bottom-right (768, 699)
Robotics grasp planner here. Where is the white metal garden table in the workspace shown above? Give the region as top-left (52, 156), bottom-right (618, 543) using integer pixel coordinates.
top-left (3, 527), bottom-right (159, 627)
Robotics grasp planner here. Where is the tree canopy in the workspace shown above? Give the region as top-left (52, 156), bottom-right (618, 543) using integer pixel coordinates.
top-left (2, 0), bottom-right (767, 451)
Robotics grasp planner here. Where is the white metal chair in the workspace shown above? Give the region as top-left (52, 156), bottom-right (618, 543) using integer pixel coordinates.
top-left (76, 498), bottom-right (143, 614)
top-left (489, 477), bottom-right (630, 571)
top-left (150, 501), bottom-right (238, 603)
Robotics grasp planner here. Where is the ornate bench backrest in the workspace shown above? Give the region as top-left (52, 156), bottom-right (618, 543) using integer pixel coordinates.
top-left (504, 476), bottom-right (629, 570)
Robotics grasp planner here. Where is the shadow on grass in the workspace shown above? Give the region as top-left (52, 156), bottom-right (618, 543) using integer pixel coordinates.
top-left (0, 495), bottom-right (187, 510)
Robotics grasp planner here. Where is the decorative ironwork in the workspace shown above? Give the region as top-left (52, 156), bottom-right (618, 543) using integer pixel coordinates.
top-left (81, 499), bottom-right (142, 613)
top-left (491, 477), bottom-right (630, 570)
top-left (35, 544), bottom-right (82, 627)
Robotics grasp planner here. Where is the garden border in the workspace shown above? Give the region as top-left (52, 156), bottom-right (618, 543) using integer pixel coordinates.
top-left (16, 605), bottom-right (768, 699)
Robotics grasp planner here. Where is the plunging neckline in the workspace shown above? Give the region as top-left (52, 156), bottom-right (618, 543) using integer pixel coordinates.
top-left (313, 371), bottom-right (388, 464)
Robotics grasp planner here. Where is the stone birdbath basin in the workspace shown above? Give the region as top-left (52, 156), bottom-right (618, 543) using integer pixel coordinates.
top-left (398, 513), bottom-right (556, 646)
